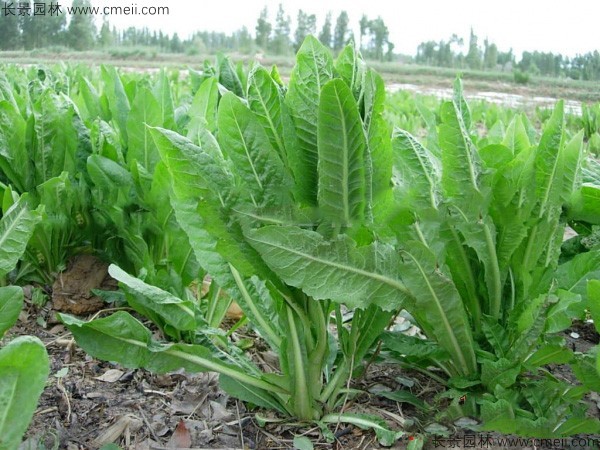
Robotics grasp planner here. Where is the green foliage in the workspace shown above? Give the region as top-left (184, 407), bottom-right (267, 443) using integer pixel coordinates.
top-left (513, 69), bottom-right (530, 84)
top-left (1, 42), bottom-right (599, 442)
top-left (381, 83), bottom-right (600, 436)
top-left (0, 192), bottom-right (48, 449)
top-left (61, 38), bottom-right (396, 426)
top-left (0, 335), bottom-right (50, 450)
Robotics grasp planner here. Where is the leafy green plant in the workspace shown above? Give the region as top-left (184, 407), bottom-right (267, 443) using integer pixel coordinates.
top-left (0, 193), bottom-right (48, 450)
top-left (60, 38), bottom-right (399, 439)
top-left (83, 67), bottom-right (201, 295)
top-left (38, 42), bottom-right (599, 439)
top-left (0, 76), bottom-right (95, 283)
top-left (379, 84), bottom-right (600, 436)
top-left (513, 69), bottom-right (530, 84)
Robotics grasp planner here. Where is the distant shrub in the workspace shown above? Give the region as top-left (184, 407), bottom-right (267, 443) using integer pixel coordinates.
top-left (108, 47), bottom-right (149, 59)
top-left (513, 69), bottom-right (530, 84)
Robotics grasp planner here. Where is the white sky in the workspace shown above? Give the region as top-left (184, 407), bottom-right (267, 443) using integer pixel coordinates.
top-left (94, 0), bottom-right (599, 57)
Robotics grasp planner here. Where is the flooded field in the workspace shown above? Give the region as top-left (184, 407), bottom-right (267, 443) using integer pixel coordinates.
top-left (388, 83), bottom-right (583, 115)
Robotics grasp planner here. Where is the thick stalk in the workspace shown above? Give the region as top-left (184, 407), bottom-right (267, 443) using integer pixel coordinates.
top-left (229, 264), bottom-right (281, 348)
top-left (285, 306), bottom-right (314, 420)
top-left (448, 227), bottom-right (481, 332)
top-left (307, 300), bottom-right (328, 401)
top-left (165, 348), bottom-right (287, 394)
top-left (482, 223), bottom-right (502, 320)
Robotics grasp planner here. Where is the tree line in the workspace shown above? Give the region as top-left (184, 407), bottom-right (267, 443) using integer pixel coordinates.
top-left (416, 28), bottom-right (600, 81)
top-left (0, 1), bottom-right (598, 81)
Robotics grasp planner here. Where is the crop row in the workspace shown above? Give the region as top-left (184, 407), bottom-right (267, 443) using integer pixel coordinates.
top-left (1, 37), bottom-right (600, 448)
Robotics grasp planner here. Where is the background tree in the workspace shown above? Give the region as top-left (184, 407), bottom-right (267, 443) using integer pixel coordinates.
top-left (170, 32), bottom-right (183, 53)
top-left (333, 11), bottom-right (349, 52)
top-left (67, 0), bottom-right (96, 50)
top-left (483, 38), bottom-right (498, 69)
top-left (270, 3), bottom-right (290, 55)
top-left (234, 26), bottom-right (254, 54)
top-left (255, 6), bottom-right (271, 50)
top-left (465, 27), bottom-right (482, 70)
top-left (359, 14), bottom-right (369, 51)
top-left (0, 0), bottom-right (21, 49)
top-left (294, 9), bottom-right (316, 52)
top-left (98, 20), bottom-right (113, 48)
top-left (318, 12), bottom-right (332, 48)
top-left (366, 17), bottom-right (389, 61)
top-left (497, 48), bottom-right (514, 70)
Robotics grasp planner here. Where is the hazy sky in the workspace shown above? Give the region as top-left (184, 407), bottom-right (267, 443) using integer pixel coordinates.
top-left (97, 0), bottom-right (598, 57)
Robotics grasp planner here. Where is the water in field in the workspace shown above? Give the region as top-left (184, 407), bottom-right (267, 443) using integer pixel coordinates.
top-left (387, 83), bottom-right (582, 115)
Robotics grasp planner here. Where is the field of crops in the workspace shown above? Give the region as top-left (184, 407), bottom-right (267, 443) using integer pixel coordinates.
top-left (1, 37), bottom-right (600, 449)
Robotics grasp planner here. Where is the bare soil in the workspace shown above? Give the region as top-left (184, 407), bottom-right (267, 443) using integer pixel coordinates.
top-left (5, 256), bottom-right (600, 450)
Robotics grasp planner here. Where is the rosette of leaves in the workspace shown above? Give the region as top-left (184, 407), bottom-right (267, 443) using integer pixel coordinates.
top-left (380, 81), bottom-right (600, 436)
top-left (60, 37), bottom-right (403, 440)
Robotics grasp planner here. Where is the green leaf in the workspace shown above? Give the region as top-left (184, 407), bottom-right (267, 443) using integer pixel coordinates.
top-left (108, 265), bottom-right (197, 331)
top-left (60, 311), bottom-right (154, 367)
top-left (78, 75), bottom-right (105, 121)
top-left (572, 355), bottom-right (600, 391)
top-left (150, 129), bottom-right (285, 345)
top-left (352, 306), bottom-right (394, 365)
top-left (217, 92), bottom-right (290, 208)
top-left (87, 154), bottom-right (134, 205)
top-left (363, 70), bottom-right (392, 219)
top-left (219, 374), bottom-right (287, 415)
top-left (99, 445), bottom-right (122, 450)
top-left (480, 358), bottom-right (520, 390)
top-left (502, 115), bottom-right (530, 154)
top-left (568, 184), bottom-right (600, 224)
top-left (293, 435), bottom-right (314, 450)
top-left (30, 91), bottom-right (79, 184)
top-left (378, 390), bottom-right (431, 411)
top-left (126, 87), bottom-right (162, 172)
top-left (101, 66), bottom-right (130, 144)
top-left (321, 412), bottom-right (404, 446)
top-left (0, 336), bottom-right (49, 450)
top-left (439, 95), bottom-right (483, 216)
top-left (60, 312), bottom-right (285, 395)
top-left (187, 77), bottom-right (219, 137)
top-left (479, 398), bottom-right (516, 433)
top-left (534, 101), bottom-right (564, 219)
top-left (407, 435), bottom-right (425, 450)
top-left (556, 250), bottom-right (600, 298)
top-left (152, 69), bottom-right (175, 129)
top-left (455, 218), bottom-right (503, 318)
top-left (545, 290), bottom-right (585, 333)
top-left (588, 280), bottom-right (600, 333)
top-left (0, 194), bottom-right (42, 278)
top-left (0, 100), bottom-right (29, 193)
top-left (0, 286), bottom-right (23, 338)
top-left (481, 317), bottom-right (509, 358)
top-left (217, 53), bottom-right (244, 98)
top-left (246, 225), bottom-right (411, 311)
top-left (559, 131), bottom-right (584, 204)
top-left (59, 311), bottom-right (286, 404)
top-left (317, 79), bottom-right (366, 225)
top-left (525, 344), bottom-right (573, 367)
top-left (285, 36), bottom-right (334, 204)
top-left (381, 332), bottom-right (448, 360)
top-left (452, 78), bottom-right (471, 130)
top-left (392, 129), bottom-right (440, 210)
top-left (399, 243), bottom-right (477, 376)
top-left (553, 417), bottom-right (600, 436)
top-left (247, 65), bottom-right (288, 166)
top-left (334, 44), bottom-right (365, 101)
top-left (151, 126), bottom-right (231, 199)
